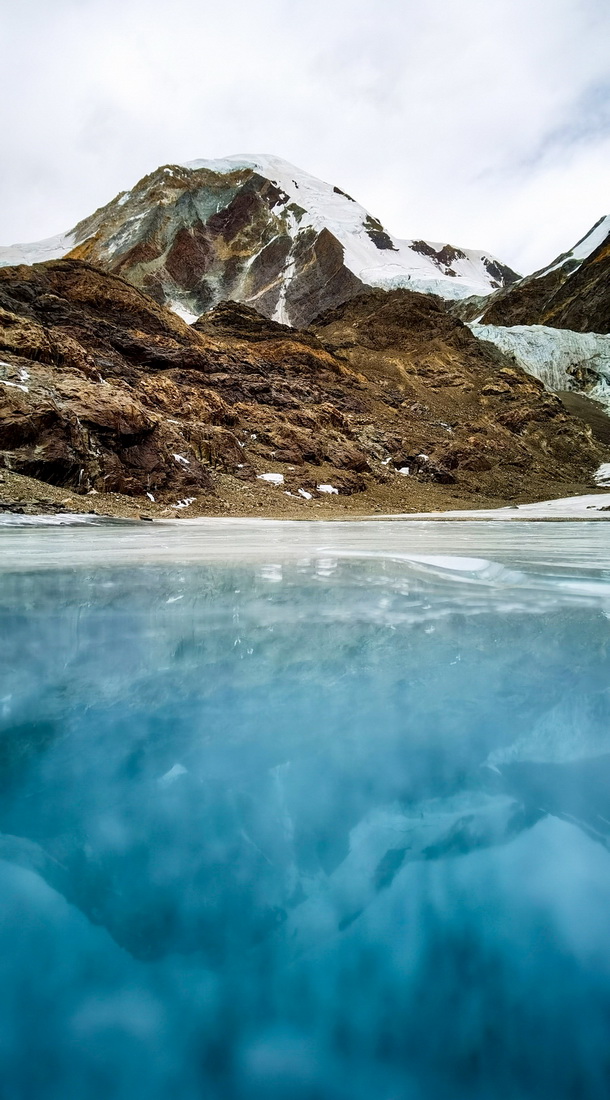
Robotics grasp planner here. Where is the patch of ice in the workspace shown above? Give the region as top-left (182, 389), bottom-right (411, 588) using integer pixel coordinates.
top-left (298, 488), bottom-right (312, 499)
top-left (173, 453), bottom-right (190, 466)
top-left (260, 563), bottom-right (283, 582)
top-left (176, 497), bottom-right (196, 508)
top-left (398, 467), bottom-right (410, 476)
top-left (317, 484), bottom-right (339, 494)
top-left (0, 379), bottom-right (29, 393)
top-left (146, 492), bottom-right (155, 502)
top-left (257, 472), bottom-right (284, 485)
top-left (594, 463), bottom-right (610, 487)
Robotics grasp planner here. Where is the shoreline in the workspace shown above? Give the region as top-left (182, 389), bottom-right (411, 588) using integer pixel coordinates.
top-left (1, 467), bottom-right (609, 525)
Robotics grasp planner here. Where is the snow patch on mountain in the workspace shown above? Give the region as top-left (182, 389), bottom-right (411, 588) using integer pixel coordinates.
top-left (168, 301), bottom-right (199, 325)
top-left (470, 323), bottom-right (610, 408)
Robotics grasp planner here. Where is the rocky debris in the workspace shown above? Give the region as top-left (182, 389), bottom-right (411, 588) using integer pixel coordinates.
top-left (556, 392), bottom-right (610, 445)
top-left (310, 290), bottom-right (607, 496)
top-left (0, 260), bottom-right (606, 517)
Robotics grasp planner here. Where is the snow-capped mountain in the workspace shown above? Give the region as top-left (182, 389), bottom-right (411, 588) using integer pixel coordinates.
top-left (459, 217), bottom-right (610, 435)
top-left (532, 214), bottom-right (610, 281)
top-left (0, 154), bottom-right (519, 327)
top-left (479, 214), bottom-right (610, 333)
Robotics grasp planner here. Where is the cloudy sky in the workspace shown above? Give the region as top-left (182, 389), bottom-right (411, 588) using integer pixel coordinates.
top-left (1, 0), bottom-right (609, 275)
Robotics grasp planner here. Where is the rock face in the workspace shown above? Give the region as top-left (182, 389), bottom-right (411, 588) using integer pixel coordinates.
top-left (0, 259), bottom-right (605, 514)
top-left (478, 215), bottom-right (610, 333)
top-left (0, 155), bottom-right (519, 327)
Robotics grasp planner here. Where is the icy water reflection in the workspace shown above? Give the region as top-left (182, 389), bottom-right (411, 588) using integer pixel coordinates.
top-left (1, 522), bottom-right (610, 1099)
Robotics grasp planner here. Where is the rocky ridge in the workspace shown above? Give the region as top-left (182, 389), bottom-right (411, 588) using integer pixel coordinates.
top-left (0, 258), bottom-right (606, 519)
top-left (467, 215), bottom-right (610, 334)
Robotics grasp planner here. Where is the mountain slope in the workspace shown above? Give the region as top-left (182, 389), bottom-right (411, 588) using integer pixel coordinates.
top-left (0, 155), bottom-right (520, 327)
top-left (479, 215), bottom-right (610, 333)
top-left (3, 259), bottom-right (603, 519)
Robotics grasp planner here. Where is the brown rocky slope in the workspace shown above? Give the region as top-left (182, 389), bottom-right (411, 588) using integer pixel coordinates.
top-left (0, 259), bottom-right (606, 518)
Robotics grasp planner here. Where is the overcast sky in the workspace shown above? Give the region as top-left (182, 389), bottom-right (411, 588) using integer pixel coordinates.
top-left (1, 0), bottom-right (609, 275)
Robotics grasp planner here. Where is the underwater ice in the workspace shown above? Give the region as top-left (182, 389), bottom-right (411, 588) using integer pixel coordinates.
top-left (1, 526), bottom-right (610, 1099)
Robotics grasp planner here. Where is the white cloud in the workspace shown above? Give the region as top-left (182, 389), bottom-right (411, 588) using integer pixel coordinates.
top-left (0, 0), bottom-right (608, 274)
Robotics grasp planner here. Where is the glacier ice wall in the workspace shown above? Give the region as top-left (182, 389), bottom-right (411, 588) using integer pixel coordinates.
top-left (470, 323), bottom-right (610, 409)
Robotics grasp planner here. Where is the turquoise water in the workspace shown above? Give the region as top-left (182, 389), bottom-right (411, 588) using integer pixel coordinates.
top-left (1, 520), bottom-right (610, 1099)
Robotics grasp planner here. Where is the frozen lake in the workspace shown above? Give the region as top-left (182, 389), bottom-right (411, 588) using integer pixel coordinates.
top-left (1, 518), bottom-right (610, 1098)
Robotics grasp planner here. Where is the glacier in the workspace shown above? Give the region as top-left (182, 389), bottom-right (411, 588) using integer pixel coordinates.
top-left (470, 322), bottom-right (610, 408)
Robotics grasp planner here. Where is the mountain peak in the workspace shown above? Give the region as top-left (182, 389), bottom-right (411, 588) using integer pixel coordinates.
top-left (0, 155), bottom-right (520, 326)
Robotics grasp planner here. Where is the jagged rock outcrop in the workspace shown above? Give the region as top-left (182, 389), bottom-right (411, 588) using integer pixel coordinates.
top-left (0, 259), bottom-right (606, 514)
top-left (477, 215), bottom-right (610, 333)
top-left (0, 155), bottom-right (520, 328)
